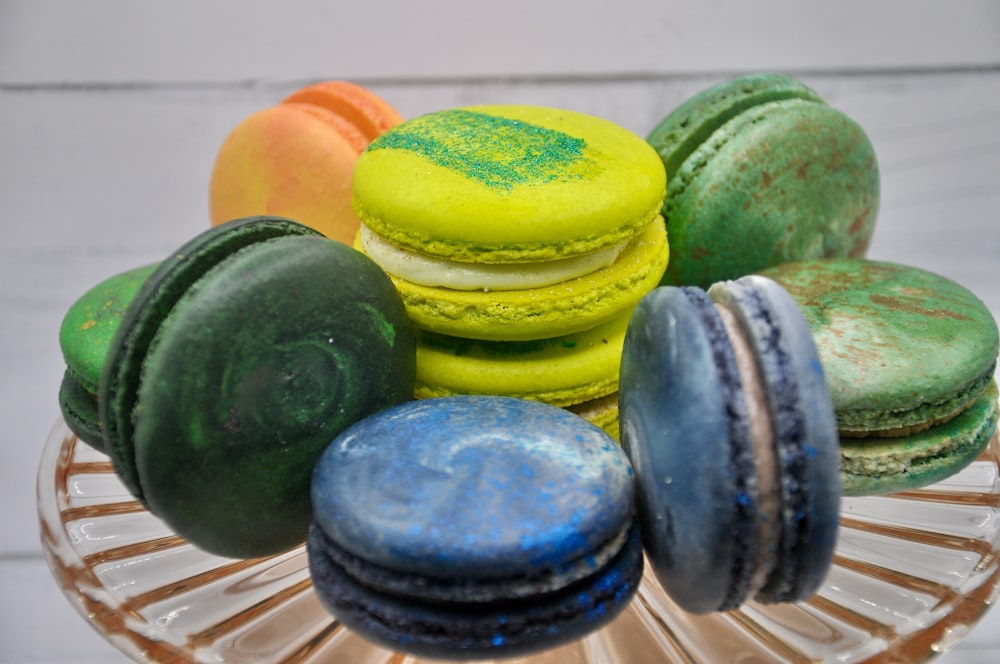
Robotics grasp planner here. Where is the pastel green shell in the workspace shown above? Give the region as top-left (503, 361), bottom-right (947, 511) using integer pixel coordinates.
top-left (761, 258), bottom-right (999, 433)
top-left (648, 74), bottom-right (878, 288)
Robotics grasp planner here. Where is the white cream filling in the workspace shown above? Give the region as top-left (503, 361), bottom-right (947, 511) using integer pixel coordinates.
top-left (359, 225), bottom-right (627, 292)
top-left (716, 304), bottom-right (780, 598)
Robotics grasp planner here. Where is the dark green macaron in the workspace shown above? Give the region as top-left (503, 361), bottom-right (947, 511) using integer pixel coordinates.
top-left (648, 73), bottom-right (879, 288)
top-left (762, 258), bottom-right (999, 495)
top-left (99, 216), bottom-right (416, 558)
top-left (58, 262), bottom-right (158, 450)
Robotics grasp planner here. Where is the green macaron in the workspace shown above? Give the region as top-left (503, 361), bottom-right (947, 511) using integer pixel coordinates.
top-left (761, 258), bottom-right (999, 495)
top-left (649, 73), bottom-right (880, 288)
top-left (58, 262), bottom-right (158, 450)
top-left (99, 216), bottom-right (416, 558)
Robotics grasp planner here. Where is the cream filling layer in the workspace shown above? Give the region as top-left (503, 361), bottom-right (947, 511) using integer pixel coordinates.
top-left (359, 224), bottom-right (627, 292)
top-left (716, 304), bottom-right (780, 598)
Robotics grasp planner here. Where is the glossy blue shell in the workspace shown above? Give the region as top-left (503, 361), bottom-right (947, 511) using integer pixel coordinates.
top-left (311, 395), bottom-right (635, 582)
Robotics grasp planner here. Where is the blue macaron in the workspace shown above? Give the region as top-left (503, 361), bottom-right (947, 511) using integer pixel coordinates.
top-left (308, 395), bottom-right (642, 659)
top-left (619, 275), bottom-right (840, 614)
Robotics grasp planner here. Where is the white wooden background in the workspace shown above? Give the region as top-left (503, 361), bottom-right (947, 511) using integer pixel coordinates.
top-left (2, 1), bottom-right (1000, 661)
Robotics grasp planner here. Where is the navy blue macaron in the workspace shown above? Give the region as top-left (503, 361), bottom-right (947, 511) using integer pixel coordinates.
top-left (308, 395), bottom-right (642, 659)
top-left (619, 275), bottom-right (840, 614)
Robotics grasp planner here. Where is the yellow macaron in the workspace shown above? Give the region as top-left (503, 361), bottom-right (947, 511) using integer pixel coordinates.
top-left (353, 105), bottom-right (669, 341)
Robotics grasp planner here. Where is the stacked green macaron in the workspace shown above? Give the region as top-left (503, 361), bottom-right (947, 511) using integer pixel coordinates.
top-left (353, 105), bottom-right (669, 437)
top-left (647, 74), bottom-right (998, 497)
top-left (762, 258), bottom-right (999, 495)
top-left (647, 73), bottom-right (880, 288)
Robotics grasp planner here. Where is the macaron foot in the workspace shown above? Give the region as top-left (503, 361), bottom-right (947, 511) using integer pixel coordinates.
top-left (58, 370), bottom-right (104, 452)
top-left (841, 383), bottom-right (999, 496)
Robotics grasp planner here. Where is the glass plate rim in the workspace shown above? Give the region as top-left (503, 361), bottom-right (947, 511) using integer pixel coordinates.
top-left (37, 418), bottom-right (1000, 664)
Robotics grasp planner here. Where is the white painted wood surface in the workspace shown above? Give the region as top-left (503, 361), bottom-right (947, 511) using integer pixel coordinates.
top-left (2, 2), bottom-right (999, 661)
top-left (3, 0), bottom-right (1000, 84)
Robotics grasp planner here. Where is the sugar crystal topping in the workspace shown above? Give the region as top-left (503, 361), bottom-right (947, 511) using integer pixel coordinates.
top-left (367, 108), bottom-right (600, 191)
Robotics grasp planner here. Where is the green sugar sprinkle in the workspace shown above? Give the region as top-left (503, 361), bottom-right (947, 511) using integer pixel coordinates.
top-left (359, 302), bottom-right (396, 348)
top-left (368, 109), bottom-right (599, 191)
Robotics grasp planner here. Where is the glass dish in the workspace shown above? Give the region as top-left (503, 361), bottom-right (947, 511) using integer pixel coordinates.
top-left (38, 418), bottom-right (1000, 663)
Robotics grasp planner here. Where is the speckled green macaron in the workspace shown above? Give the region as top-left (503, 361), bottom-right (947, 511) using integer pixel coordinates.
top-left (100, 216), bottom-right (416, 558)
top-left (58, 262), bottom-right (157, 449)
top-left (649, 73), bottom-right (879, 288)
top-left (762, 258), bottom-right (999, 495)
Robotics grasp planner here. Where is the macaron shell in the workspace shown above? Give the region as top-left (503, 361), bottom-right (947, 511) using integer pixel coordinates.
top-left (353, 105), bottom-right (666, 262)
top-left (283, 102), bottom-right (370, 152)
top-left (371, 217), bottom-right (668, 341)
top-left (662, 98), bottom-right (878, 287)
top-left (841, 383), bottom-right (998, 496)
top-left (59, 370), bottom-right (104, 451)
top-left (307, 521), bottom-right (643, 660)
top-left (311, 396), bottom-right (634, 581)
top-left (131, 233), bottom-right (415, 558)
top-left (648, 73), bottom-right (824, 179)
top-left (619, 286), bottom-right (747, 613)
top-left (709, 276), bottom-right (841, 604)
top-left (209, 104), bottom-right (365, 244)
top-left (59, 262), bottom-right (158, 393)
top-left (760, 258), bottom-right (1000, 433)
top-left (280, 80), bottom-right (404, 142)
top-left (413, 310), bottom-right (630, 407)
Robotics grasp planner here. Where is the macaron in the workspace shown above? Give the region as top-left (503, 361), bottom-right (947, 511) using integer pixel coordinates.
top-left (619, 276), bottom-right (840, 613)
top-left (761, 258), bottom-right (1000, 495)
top-left (308, 396), bottom-right (642, 659)
top-left (353, 104), bottom-right (669, 341)
top-left (209, 81), bottom-right (404, 244)
top-left (99, 216), bottom-right (416, 558)
top-left (58, 262), bottom-right (157, 450)
top-left (648, 73), bottom-right (879, 288)
top-left (414, 310), bottom-right (630, 438)
top-left (351, 105), bottom-right (667, 435)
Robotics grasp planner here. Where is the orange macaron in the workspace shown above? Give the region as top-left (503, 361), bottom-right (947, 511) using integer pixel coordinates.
top-left (209, 81), bottom-right (403, 244)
